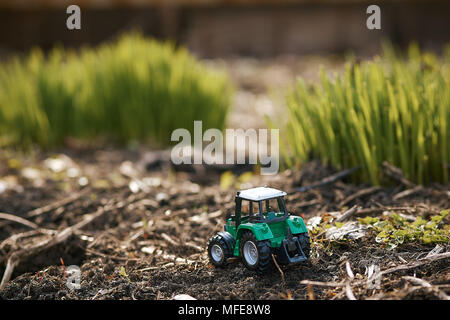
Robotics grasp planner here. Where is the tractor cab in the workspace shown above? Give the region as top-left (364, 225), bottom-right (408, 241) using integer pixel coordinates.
top-left (232, 187), bottom-right (289, 226)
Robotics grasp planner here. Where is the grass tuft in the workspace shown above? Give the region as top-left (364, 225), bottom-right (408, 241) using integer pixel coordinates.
top-left (281, 44), bottom-right (450, 185)
top-left (0, 33), bottom-right (232, 148)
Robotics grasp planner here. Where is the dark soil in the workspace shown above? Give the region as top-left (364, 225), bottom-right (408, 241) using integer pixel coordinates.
top-left (0, 148), bottom-right (448, 300)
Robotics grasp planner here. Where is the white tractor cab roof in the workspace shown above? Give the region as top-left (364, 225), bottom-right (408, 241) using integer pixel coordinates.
top-left (237, 187), bottom-right (287, 201)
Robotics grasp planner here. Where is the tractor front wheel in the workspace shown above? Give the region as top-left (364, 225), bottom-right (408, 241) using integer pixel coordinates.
top-left (207, 234), bottom-right (233, 267)
top-left (239, 231), bottom-right (272, 274)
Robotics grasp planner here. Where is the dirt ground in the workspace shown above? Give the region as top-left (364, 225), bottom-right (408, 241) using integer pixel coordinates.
top-left (0, 56), bottom-right (449, 300)
top-left (0, 147), bottom-right (448, 300)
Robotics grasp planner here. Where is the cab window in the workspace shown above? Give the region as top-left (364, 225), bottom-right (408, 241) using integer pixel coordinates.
top-left (241, 200), bottom-right (261, 219)
top-left (241, 200), bottom-right (250, 216)
top-left (263, 198), bottom-right (282, 214)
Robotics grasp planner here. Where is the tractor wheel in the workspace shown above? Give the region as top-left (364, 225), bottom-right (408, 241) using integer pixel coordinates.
top-left (239, 231), bottom-right (272, 274)
top-left (207, 234), bottom-right (233, 267)
top-left (295, 232), bottom-right (311, 258)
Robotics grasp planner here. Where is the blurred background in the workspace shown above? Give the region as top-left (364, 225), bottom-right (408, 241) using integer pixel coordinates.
top-left (0, 0), bottom-right (449, 185)
top-left (0, 0), bottom-right (449, 57)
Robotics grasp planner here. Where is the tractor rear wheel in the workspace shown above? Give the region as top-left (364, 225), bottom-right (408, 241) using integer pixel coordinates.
top-left (239, 231), bottom-right (272, 274)
top-left (295, 232), bottom-right (310, 258)
top-left (207, 234), bottom-right (233, 267)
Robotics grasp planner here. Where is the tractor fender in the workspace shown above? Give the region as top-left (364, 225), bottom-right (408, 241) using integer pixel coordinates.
top-left (237, 223), bottom-right (274, 241)
top-left (287, 216), bottom-right (308, 234)
top-left (217, 231), bottom-right (236, 251)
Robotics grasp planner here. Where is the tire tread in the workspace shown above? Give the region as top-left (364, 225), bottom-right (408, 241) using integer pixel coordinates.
top-left (207, 234), bottom-right (233, 267)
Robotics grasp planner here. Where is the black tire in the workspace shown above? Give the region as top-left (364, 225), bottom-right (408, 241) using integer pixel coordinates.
top-left (239, 231), bottom-right (272, 274)
top-left (295, 232), bottom-right (311, 259)
top-left (207, 234), bottom-right (233, 267)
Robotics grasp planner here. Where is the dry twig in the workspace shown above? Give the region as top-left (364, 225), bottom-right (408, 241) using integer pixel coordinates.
top-left (161, 233), bottom-right (179, 246)
top-left (184, 242), bottom-right (204, 252)
top-left (0, 212), bottom-right (40, 230)
top-left (83, 247), bottom-right (139, 262)
top-left (27, 188), bottom-right (89, 218)
top-left (382, 162), bottom-right (415, 188)
top-left (381, 252), bottom-right (450, 276)
top-left (393, 186), bottom-right (423, 200)
top-left (0, 229), bottom-right (57, 253)
top-left (403, 276), bottom-right (449, 300)
top-left (271, 254), bottom-right (285, 286)
top-left (300, 280), bottom-right (346, 287)
top-left (336, 205), bottom-right (360, 222)
top-left (306, 285), bottom-right (315, 300)
top-left (0, 199), bottom-right (120, 290)
top-left (290, 165), bottom-right (361, 194)
top-left (340, 187), bottom-right (382, 206)
top-left (295, 199), bottom-right (321, 208)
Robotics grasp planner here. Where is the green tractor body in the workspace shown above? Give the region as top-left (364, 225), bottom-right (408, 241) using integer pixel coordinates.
top-left (208, 187), bottom-right (310, 273)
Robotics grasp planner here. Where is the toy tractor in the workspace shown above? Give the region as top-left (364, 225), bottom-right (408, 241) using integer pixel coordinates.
top-left (207, 187), bottom-right (310, 273)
